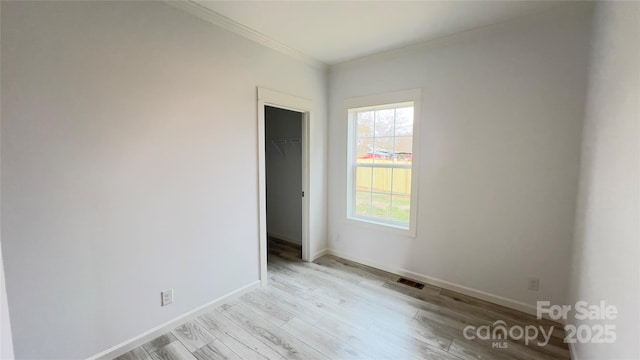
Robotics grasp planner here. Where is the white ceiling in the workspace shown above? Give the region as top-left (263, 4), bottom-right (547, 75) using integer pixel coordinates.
top-left (195, 1), bottom-right (564, 65)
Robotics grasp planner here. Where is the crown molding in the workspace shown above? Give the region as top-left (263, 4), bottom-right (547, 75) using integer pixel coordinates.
top-left (166, 0), bottom-right (327, 70)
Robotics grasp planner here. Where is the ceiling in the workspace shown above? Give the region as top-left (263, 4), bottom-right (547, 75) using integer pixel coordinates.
top-left (195, 1), bottom-right (564, 65)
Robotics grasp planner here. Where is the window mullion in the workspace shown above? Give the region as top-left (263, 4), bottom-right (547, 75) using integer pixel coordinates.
top-left (371, 110), bottom-right (376, 217)
top-left (365, 163), bottom-right (411, 169)
top-left (369, 167), bottom-right (373, 217)
top-left (389, 108), bottom-right (397, 219)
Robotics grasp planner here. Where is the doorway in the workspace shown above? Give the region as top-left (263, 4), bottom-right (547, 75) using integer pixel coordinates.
top-left (265, 106), bottom-right (303, 259)
top-left (257, 87), bottom-right (311, 286)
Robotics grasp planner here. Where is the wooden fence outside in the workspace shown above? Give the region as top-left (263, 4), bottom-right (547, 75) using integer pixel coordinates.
top-left (355, 160), bottom-right (412, 195)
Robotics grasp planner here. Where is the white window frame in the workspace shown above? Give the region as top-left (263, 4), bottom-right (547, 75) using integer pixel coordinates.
top-left (345, 88), bottom-right (421, 237)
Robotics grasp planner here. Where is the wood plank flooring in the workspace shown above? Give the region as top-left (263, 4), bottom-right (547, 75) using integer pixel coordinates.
top-left (115, 238), bottom-right (569, 360)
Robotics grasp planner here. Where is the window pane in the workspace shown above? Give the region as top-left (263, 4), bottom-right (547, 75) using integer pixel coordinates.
top-left (355, 166), bottom-right (372, 192)
top-left (394, 136), bottom-right (413, 165)
top-left (374, 109), bottom-right (395, 137)
top-left (392, 168), bottom-right (411, 195)
top-left (391, 195), bottom-right (411, 222)
top-left (355, 191), bottom-right (372, 216)
top-left (356, 111), bottom-right (374, 138)
top-left (372, 167), bottom-right (392, 193)
top-left (356, 138), bottom-right (374, 164)
top-left (371, 193), bottom-right (391, 219)
top-left (395, 107), bottom-right (413, 136)
top-left (373, 136), bottom-right (394, 163)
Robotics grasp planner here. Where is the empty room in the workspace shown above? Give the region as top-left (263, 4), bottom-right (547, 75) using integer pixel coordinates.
top-left (0, 1), bottom-right (638, 359)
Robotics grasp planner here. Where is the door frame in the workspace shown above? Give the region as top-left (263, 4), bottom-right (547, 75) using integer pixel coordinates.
top-left (257, 87), bottom-right (311, 286)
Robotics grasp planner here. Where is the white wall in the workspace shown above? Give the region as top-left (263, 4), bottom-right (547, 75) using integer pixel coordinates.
top-left (327, 4), bottom-right (593, 310)
top-left (567, 2), bottom-right (640, 359)
top-left (0, 1), bottom-right (327, 358)
top-left (265, 106), bottom-right (303, 244)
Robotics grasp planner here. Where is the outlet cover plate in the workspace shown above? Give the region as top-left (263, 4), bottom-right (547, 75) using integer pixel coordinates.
top-left (161, 289), bottom-right (173, 306)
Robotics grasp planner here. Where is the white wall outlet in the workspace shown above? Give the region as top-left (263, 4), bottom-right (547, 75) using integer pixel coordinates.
top-left (528, 278), bottom-right (540, 291)
top-left (161, 289), bottom-right (173, 306)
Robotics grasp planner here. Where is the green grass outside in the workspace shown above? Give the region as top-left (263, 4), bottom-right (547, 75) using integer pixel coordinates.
top-left (356, 192), bottom-right (410, 222)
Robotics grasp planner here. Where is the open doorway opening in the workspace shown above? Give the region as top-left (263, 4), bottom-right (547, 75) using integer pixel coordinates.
top-left (265, 106), bottom-right (303, 260)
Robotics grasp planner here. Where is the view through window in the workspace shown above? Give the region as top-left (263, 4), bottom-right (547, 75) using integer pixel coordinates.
top-left (350, 103), bottom-right (414, 226)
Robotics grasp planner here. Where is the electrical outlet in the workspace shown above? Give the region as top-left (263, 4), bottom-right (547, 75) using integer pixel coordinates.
top-left (161, 289), bottom-right (173, 306)
top-left (528, 278), bottom-right (540, 291)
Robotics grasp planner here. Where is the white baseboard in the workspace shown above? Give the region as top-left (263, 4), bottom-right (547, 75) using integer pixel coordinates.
top-left (86, 280), bottom-right (260, 360)
top-left (267, 232), bottom-right (301, 246)
top-left (310, 248), bottom-right (329, 262)
top-left (325, 249), bottom-right (540, 316)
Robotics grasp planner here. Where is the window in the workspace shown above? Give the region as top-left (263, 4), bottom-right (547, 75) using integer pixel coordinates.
top-left (346, 89), bottom-right (421, 236)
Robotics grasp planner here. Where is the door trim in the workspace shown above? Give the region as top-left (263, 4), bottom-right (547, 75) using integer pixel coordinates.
top-left (257, 87), bottom-right (312, 287)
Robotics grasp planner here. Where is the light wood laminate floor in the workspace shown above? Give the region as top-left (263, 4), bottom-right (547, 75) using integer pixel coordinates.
top-left (115, 239), bottom-right (569, 360)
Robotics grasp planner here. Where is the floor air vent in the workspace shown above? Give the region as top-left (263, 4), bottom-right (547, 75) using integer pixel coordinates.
top-left (397, 277), bottom-right (425, 289)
